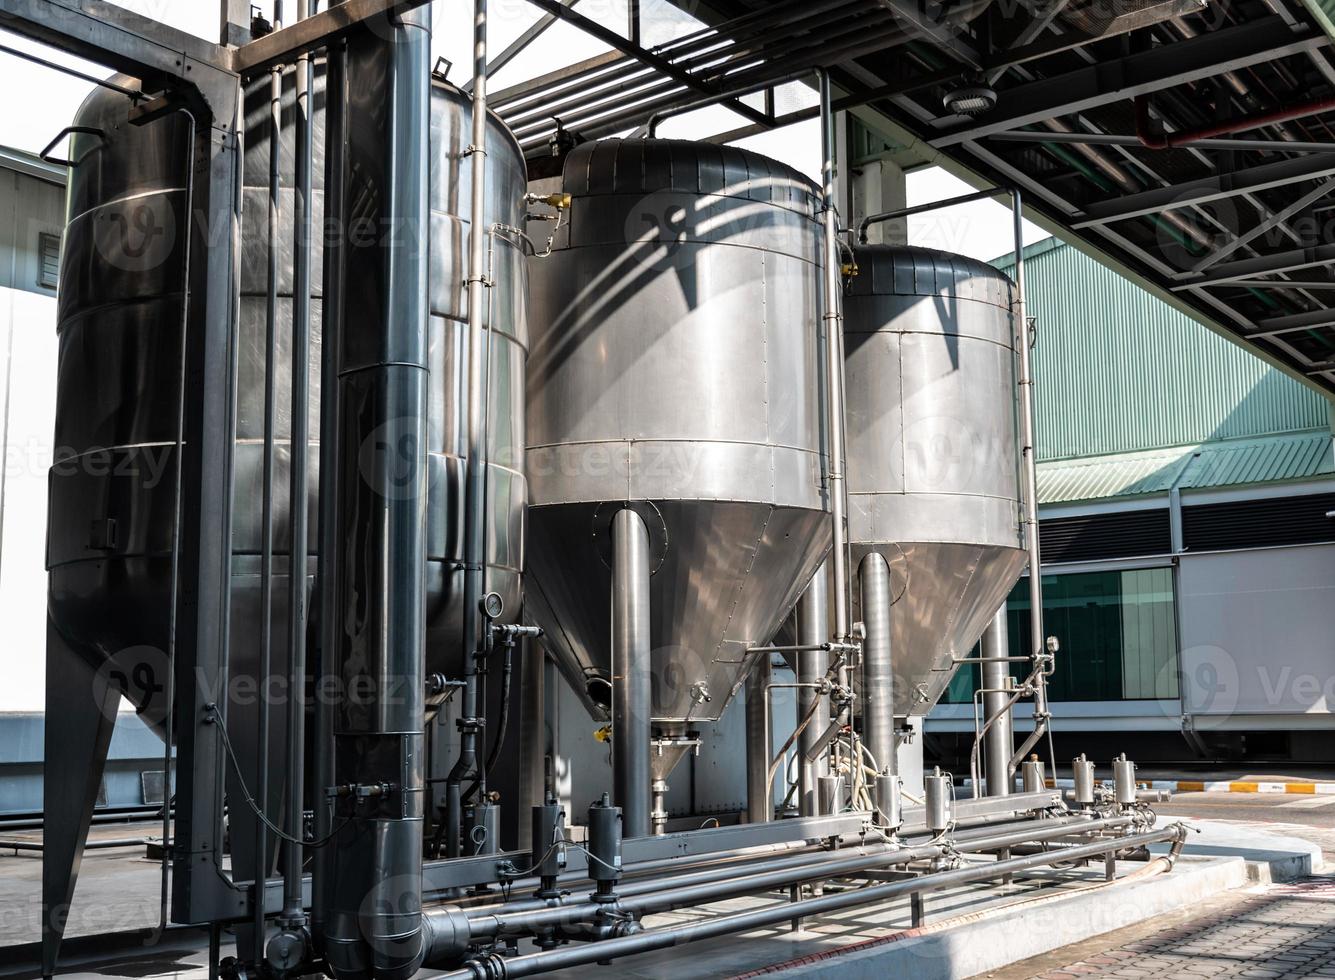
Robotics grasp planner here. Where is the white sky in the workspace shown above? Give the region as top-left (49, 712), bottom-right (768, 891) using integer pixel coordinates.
top-left (0, 1), bottom-right (1046, 711)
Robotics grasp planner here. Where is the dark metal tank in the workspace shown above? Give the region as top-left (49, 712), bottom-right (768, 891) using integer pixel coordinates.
top-left (46, 70), bottom-right (528, 738)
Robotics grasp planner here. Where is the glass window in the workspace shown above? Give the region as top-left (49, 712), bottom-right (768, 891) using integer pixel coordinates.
top-left (943, 567), bottom-right (1179, 704)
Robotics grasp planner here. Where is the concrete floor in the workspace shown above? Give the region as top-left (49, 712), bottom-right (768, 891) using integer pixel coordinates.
top-left (975, 791), bottom-right (1335, 980)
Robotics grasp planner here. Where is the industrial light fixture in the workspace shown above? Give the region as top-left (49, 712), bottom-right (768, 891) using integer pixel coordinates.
top-left (943, 77), bottom-right (997, 116)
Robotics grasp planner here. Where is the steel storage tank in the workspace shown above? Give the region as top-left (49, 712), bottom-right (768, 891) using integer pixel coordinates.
top-left (844, 244), bottom-right (1026, 719)
top-left (524, 138), bottom-right (831, 741)
top-left (46, 72), bottom-right (527, 736)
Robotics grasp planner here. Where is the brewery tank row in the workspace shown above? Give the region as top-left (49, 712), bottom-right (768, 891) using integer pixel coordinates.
top-left (48, 80), bottom-right (1025, 843)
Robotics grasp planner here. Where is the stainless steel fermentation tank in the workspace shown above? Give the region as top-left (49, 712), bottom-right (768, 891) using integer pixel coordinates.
top-left (44, 62), bottom-right (527, 934)
top-left (525, 138), bottom-right (832, 833)
top-left (844, 244), bottom-right (1026, 727)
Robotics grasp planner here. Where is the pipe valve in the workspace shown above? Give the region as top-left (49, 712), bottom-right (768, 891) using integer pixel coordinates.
top-left (525, 191), bottom-right (572, 210)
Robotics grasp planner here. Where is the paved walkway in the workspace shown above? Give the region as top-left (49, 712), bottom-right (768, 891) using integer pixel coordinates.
top-left (1007, 875), bottom-right (1335, 980)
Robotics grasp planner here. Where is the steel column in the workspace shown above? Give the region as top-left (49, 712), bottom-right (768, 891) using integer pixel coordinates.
top-left (612, 509), bottom-right (653, 840)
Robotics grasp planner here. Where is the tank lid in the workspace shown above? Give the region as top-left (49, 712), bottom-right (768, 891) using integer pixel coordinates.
top-left (561, 138), bottom-right (820, 218)
top-left (849, 244), bottom-right (1014, 309)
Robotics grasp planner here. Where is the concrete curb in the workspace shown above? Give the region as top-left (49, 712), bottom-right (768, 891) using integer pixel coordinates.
top-left (735, 855), bottom-right (1250, 980)
top-left (1043, 777), bottom-right (1335, 795)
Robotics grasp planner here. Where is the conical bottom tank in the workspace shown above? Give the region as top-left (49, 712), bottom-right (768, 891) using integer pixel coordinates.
top-left (844, 244), bottom-right (1027, 717)
top-left (524, 139), bottom-right (832, 725)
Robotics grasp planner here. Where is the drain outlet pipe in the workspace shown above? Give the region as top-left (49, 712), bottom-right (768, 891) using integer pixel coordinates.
top-left (319, 5), bottom-right (432, 977)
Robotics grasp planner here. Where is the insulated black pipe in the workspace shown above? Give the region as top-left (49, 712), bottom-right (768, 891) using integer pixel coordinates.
top-left (319, 4), bottom-right (432, 976)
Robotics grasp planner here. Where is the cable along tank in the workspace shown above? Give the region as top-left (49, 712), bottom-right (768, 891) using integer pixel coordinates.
top-left (844, 244), bottom-right (1026, 717)
top-left (46, 71), bottom-right (527, 744)
top-left (525, 138), bottom-right (831, 732)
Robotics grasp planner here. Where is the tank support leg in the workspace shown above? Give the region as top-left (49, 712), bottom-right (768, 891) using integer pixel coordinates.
top-left (41, 620), bottom-right (122, 978)
top-left (859, 552), bottom-right (895, 778)
top-left (981, 608), bottom-right (1015, 797)
top-left (746, 653), bottom-right (772, 823)
top-left (796, 566), bottom-right (830, 818)
top-left (612, 508), bottom-right (652, 839)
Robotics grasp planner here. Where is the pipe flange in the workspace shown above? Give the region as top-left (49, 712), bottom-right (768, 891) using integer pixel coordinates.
top-left (463, 952), bottom-right (509, 980)
top-left (592, 500), bottom-right (669, 575)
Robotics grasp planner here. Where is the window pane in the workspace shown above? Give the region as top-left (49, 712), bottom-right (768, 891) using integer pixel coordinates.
top-left (940, 567), bottom-right (1178, 704)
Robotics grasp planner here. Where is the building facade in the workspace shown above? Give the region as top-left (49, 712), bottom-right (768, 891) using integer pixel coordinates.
top-left (930, 237), bottom-right (1335, 762)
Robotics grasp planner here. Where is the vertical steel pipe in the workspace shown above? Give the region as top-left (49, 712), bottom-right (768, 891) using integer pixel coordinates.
top-left (745, 655), bottom-right (772, 823)
top-left (281, 0), bottom-right (314, 927)
top-left (448, 0), bottom-right (493, 859)
top-left (311, 15), bottom-right (347, 947)
top-left (319, 4), bottom-right (432, 976)
top-left (980, 608), bottom-right (1014, 796)
top-left (252, 52), bottom-right (285, 959)
top-left (817, 70), bottom-right (851, 647)
top-left (612, 508), bottom-right (652, 839)
top-left (858, 552), bottom-right (895, 777)
top-left (796, 567), bottom-right (830, 817)
top-left (517, 639), bottom-right (546, 845)
top-left (1010, 190), bottom-right (1048, 728)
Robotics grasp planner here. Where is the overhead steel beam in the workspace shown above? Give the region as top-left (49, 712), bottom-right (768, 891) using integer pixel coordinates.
top-left (986, 0), bottom-right (1071, 84)
top-left (1188, 178), bottom-right (1335, 274)
top-left (220, 0), bottom-right (251, 46)
top-left (0, 0), bottom-right (236, 114)
top-left (465, 0), bottom-right (580, 90)
top-left (872, 0), bottom-right (982, 68)
top-left (230, 0), bottom-right (434, 76)
top-left (518, 0), bottom-right (772, 128)
top-left (1173, 242), bottom-right (1335, 288)
top-left (1251, 307), bottom-right (1335, 337)
top-left (1073, 154), bottom-right (1335, 227)
top-left (929, 18), bottom-right (1329, 147)
top-left (1222, 279), bottom-right (1335, 289)
top-left (986, 129), bottom-right (1335, 154)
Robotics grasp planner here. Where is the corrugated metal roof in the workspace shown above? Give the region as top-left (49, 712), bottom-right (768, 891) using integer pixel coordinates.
top-left (996, 239), bottom-right (1333, 463)
top-left (1038, 430), bottom-right (1335, 505)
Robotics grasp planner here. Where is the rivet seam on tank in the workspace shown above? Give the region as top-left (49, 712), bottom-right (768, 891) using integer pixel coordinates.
top-left (711, 505), bottom-right (772, 673)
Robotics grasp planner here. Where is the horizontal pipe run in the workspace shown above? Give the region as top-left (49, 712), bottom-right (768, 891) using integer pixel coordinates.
top-left (439, 815), bottom-right (1140, 945)
top-left (455, 812), bottom-right (1102, 919)
top-left (435, 824), bottom-right (1186, 976)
